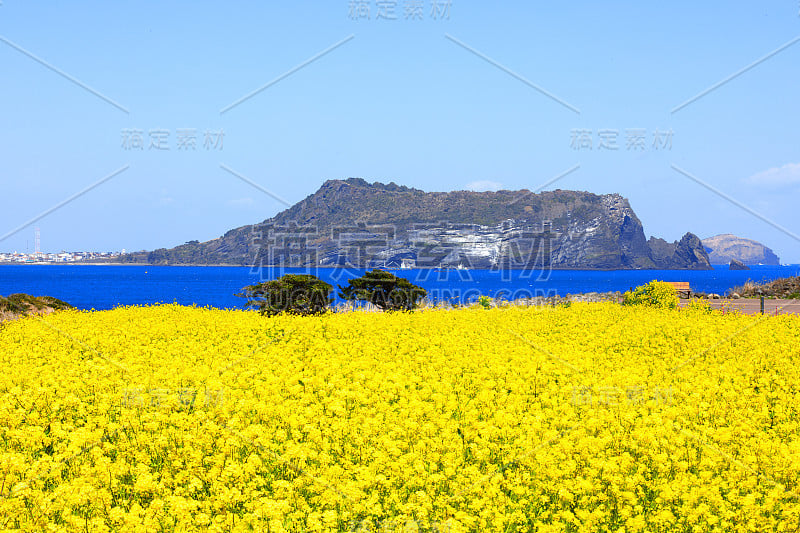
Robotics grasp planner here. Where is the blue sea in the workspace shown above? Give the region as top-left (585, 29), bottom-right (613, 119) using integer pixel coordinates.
top-left (0, 264), bottom-right (798, 311)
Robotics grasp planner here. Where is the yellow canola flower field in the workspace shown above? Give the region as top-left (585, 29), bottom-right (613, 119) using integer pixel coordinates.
top-left (1, 302), bottom-right (800, 532)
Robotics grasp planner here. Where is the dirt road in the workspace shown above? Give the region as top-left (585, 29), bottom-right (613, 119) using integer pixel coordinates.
top-left (679, 298), bottom-right (800, 316)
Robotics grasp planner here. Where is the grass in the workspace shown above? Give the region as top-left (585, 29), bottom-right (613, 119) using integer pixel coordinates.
top-left (0, 293), bottom-right (73, 318)
top-left (730, 276), bottom-right (800, 298)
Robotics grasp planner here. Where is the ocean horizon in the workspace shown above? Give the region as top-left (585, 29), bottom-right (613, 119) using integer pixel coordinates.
top-left (1, 264), bottom-right (797, 311)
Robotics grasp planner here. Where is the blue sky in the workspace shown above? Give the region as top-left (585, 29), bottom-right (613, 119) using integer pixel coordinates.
top-left (1, 1), bottom-right (799, 262)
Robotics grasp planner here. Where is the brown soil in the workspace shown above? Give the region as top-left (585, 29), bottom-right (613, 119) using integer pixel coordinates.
top-left (0, 307), bottom-right (58, 324)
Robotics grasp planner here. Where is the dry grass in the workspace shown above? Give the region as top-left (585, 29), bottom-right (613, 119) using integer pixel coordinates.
top-left (0, 293), bottom-right (73, 323)
top-left (731, 276), bottom-right (800, 298)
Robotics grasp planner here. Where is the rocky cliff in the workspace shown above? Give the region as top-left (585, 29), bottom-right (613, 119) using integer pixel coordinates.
top-left (119, 179), bottom-right (711, 270)
top-left (701, 234), bottom-right (780, 265)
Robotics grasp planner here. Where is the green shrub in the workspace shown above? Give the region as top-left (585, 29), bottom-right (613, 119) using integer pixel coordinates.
top-left (338, 270), bottom-right (427, 312)
top-left (237, 274), bottom-right (333, 317)
top-left (686, 298), bottom-right (712, 314)
top-left (0, 294), bottom-right (73, 314)
top-left (622, 281), bottom-right (678, 309)
top-left (478, 296), bottom-right (491, 310)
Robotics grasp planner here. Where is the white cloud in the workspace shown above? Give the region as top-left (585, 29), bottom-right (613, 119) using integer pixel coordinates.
top-left (745, 162), bottom-right (800, 188)
top-left (465, 180), bottom-right (504, 192)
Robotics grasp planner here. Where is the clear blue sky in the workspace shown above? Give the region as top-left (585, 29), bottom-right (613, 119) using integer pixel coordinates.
top-left (1, 1), bottom-right (799, 262)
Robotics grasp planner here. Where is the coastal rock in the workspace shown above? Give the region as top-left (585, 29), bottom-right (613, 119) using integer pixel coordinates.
top-left (648, 233), bottom-right (712, 270)
top-left (729, 259), bottom-right (750, 270)
top-left (119, 179), bottom-right (712, 270)
top-left (702, 234), bottom-right (780, 265)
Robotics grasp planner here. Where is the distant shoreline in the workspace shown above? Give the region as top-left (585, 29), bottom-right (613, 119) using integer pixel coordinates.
top-left (0, 262), bottom-right (796, 270)
top-left (0, 262), bottom-right (244, 267)
top-left (0, 262), bottom-right (715, 271)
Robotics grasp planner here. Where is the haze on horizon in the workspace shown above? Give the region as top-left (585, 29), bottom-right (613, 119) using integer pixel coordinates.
top-left (1, 2), bottom-right (799, 262)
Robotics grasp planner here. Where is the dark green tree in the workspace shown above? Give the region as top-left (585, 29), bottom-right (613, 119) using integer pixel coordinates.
top-left (338, 270), bottom-right (427, 311)
top-left (237, 274), bottom-right (333, 316)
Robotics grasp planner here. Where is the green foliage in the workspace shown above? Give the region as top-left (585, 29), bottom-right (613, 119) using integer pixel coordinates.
top-left (237, 274), bottom-right (333, 317)
top-left (622, 280), bottom-right (678, 309)
top-left (686, 298), bottom-right (713, 314)
top-left (36, 296), bottom-right (74, 310)
top-left (478, 296), bottom-right (492, 310)
top-left (338, 270), bottom-right (427, 312)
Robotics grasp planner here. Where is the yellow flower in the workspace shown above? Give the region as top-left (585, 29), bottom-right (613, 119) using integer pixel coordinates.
top-left (0, 302), bottom-right (798, 530)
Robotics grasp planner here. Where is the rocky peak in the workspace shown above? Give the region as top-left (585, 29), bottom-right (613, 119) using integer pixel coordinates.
top-left (701, 234), bottom-right (780, 265)
top-left (117, 179), bottom-right (713, 269)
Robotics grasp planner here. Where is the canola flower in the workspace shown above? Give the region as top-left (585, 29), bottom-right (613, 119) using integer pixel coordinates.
top-left (0, 302), bottom-right (799, 531)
